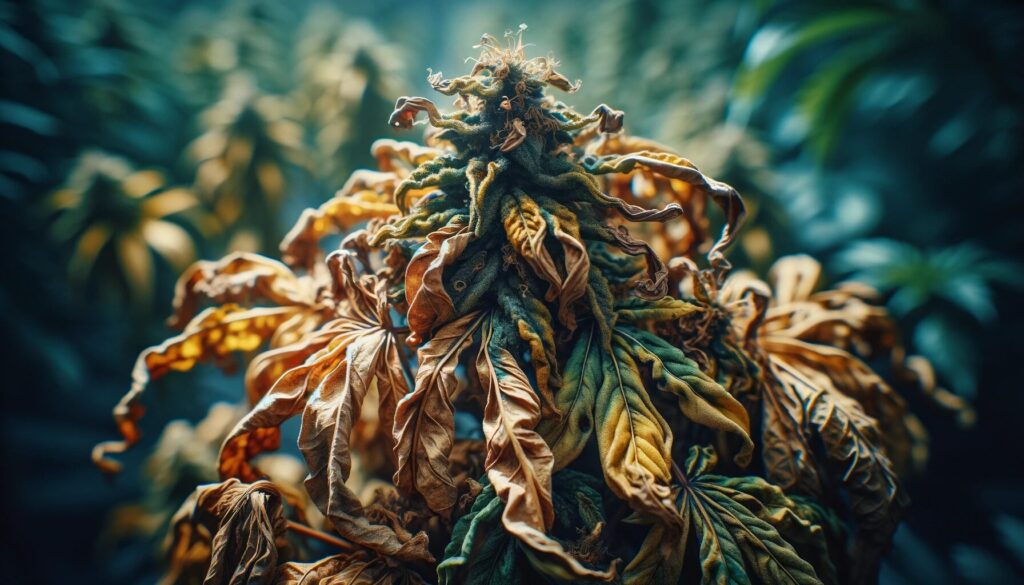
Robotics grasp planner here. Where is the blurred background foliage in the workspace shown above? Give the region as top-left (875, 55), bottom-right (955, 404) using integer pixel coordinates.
top-left (1, 0), bottom-right (1022, 582)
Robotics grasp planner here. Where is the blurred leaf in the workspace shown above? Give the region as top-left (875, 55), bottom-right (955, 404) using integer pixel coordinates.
top-left (738, 7), bottom-right (900, 98)
top-left (995, 515), bottom-right (1024, 565)
top-left (952, 544), bottom-right (1021, 585)
top-left (46, 150), bottom-right (201, 304)
top-left (912, 315), bottom-right (976, 398)
top-left (834, 238), bottom-right (1023, 324)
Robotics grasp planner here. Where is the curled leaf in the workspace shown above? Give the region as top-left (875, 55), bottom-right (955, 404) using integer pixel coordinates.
top-left (405, 222), bottom-right (474, 344)
top-left (394, 312), bottom-right (484, 517)
top-left (94, 305), bottom-right (302, 473)
top-left (164, 479), bottom-right (289, 585)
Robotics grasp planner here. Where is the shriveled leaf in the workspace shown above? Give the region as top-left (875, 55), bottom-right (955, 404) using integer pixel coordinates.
top-left (502, 192), bottom-right (562, 302)
top-left (276, 551), bottom-right (427, 584)
top-left (394, 312), bottom-right (484, 517)
top-left (168, 252), bottom-right (315, 329)
top-left (164, 479), bottom-right (289, 585)
top-left (405, 222), bottom-right (474, 343)
top-left (219, 332), bottom-right (354, 482)
top-left (583, 150), bottom-right (745, 270)
top-left (244, 327), bottom-right (337, 405)
top-left (299, 323), bottom-right (431, 563)
top-left (280, 170), bottom-right (402, 267)
top-left (477, 321), bottom-right (554, 532)
top-left (94, 305), bottom-right (302, 473)
top-left (538, 199), bottom-right (589, 330)
top-left (770, 358), bottom-right (907, 582)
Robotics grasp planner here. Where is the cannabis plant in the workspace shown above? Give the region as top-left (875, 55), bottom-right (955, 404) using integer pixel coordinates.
top-left (48, 150), bottom-right (200, 303)
top-left (96, 29), bottom-right (943, 584)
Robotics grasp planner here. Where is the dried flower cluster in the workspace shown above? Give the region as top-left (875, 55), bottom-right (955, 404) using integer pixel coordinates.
top-left (95, 28), bottom-right (946, 584)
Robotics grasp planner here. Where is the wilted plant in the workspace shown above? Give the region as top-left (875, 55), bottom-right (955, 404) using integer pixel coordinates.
top-left (96, 29), bottom-right (953, 584)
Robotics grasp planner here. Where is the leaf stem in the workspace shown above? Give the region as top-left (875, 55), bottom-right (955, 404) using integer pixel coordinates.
top-left (286, 520), bottom-right (355, 551)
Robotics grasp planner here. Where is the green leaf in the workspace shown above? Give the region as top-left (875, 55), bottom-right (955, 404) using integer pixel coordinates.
top-left (439, 483), bottom-right (519, 585)
top-left (595, 335), bottom-right (677, 523)
top-left (615, 296), bottom-right (702, 323)
top-left (796, 39), bottom-right (896, 158)
top-left (737, 8), bottom-right (898, 98)
top-left (699, 477), bottom-right (837, 585)
top-left (686, 446), bottom-right (824, 585)
top-left (616, 326), bottom-right (754, 465)
top-left (439, 484), bottom-right (505, 585)
top-left (537, 325), bottom-right (600, 470)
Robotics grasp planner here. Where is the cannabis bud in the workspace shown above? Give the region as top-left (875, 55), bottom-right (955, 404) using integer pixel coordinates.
top-left (96, 26), bottom-right (934, 584)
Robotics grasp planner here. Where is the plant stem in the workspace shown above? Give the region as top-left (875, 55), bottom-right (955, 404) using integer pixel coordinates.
top-left (286, 520), bottom-right (355, 551)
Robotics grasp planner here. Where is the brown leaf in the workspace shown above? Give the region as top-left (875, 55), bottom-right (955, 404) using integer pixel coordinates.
top-left (404, 222), bottom-right (473, 344)
top-left (280, 171), bottom-right (401, 268)
top-left (220, 252), bottom-right (399, 483)
top-left (477, 319), bottom-right (615, 581)
top-left (298, 324), bottom-right (432, 563)
top-left (540, 201), bottom-right (589, 330)
top-left (477, 321), bottom-right (554, 532)
top-left (168, 252), bottom-right (317, 329)
top-left (163, 479), bottom-right (288, 585)
top-left (393, 312), bottom-right (484, 517)
top-left (275, 551), bottom-right (427, 584)
top-left (93, 305), bottom-right (302, 473)
top-left (585, 150), bottom-right (745, 271)
top-left (769, 358), bottom-right (908, 583)
top-left (244, 328), bottom-right (338, 406)
top-left (372, 139), bottom-right (446, 177)
top-left (605, 225), bottom-right (670, 300)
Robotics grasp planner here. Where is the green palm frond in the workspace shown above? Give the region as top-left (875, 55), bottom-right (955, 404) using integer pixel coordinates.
top-left (834, 238), bottom-right (1023, 323)
top-left (736, 2), bottom-right (943, 159)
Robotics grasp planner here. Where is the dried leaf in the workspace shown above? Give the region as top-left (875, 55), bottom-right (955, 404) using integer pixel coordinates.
top-left (477, 320), bottom-right (554, 532)
top-left (280, 171), bottom-right (402, 267)
top-left (405, 222), bottom-right (474, 343)
top-left (220, 252), bottom-right (404, 484)
top-left (276, 551), bottom-right (427, 584)
top-left (299, 321), bottom-right (432, 563)
top-left (164, 479), bottom-right (288, 585)
top-left (168, 252), bottom-right (316, 329)
top-left (94, 305), bottom-right (302, 473)
top-left (584, 150), bottom-right (746, 270)
top-left (769, 359), bottom-right (907, 582)
top-left (502, 193), bottom-right (562, 303)
top-left (394, 312), bottom-right (484, 517)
